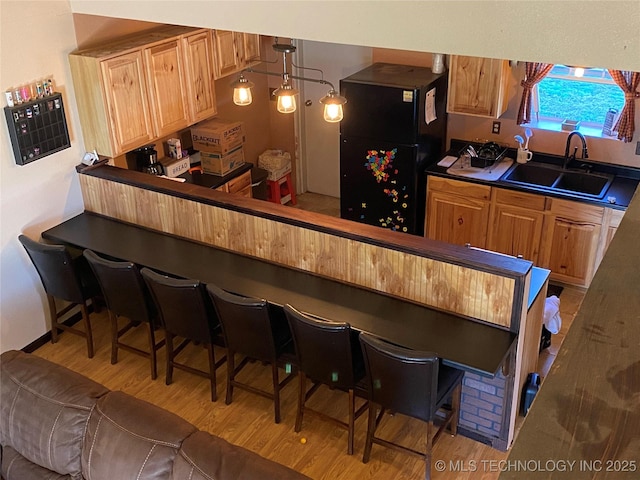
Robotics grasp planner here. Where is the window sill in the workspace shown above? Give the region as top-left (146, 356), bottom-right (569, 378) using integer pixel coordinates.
top-left (523, 119), bottom-right (620, 141)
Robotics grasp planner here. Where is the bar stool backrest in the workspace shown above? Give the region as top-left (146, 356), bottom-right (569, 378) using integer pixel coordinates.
top-left (83, 250), bottom-right (155, 324)
top-left (284, 304), bottom-right (357, 390)
top-left (19, 234), bottom-right (85, 303)
top-left (140, 268), bottom-right (217, 344)
top-left (359, 332), bottom-right (439, 422)
top-left (207, 284), bottom-right (275, 362)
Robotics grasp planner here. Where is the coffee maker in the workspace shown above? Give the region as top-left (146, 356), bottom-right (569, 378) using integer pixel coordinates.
top-left (134, 145), bottom-right (163, 175)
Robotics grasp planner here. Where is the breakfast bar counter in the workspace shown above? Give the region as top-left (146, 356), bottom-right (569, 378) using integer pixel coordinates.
top-left (43, 212), bottom-right (516, 377)
top-left (66, 162), bottom-right (549, 450)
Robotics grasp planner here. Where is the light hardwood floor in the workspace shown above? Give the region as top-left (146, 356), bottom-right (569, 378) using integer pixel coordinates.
top-left (537, 286), bottom-right (584, 380)
top-left (293, 192), bottom-right (340, 217)
top-left (30, 285), bottom-right (582, 480)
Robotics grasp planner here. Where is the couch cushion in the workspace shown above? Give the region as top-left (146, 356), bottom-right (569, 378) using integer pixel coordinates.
top-left (172, 431), bottom-right (311, 480)
top-left (0, 350), bottom-right (108, 478)
top-left (1, 446), bottom-right (74, 480)
top-left (82, 391), bottom-right (197, 480)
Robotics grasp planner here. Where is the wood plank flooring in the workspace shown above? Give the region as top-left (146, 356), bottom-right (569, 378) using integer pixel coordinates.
top-left (293, 192), bottom-right (340, 217)
top-left (31, 286), bottom-right (583, 480)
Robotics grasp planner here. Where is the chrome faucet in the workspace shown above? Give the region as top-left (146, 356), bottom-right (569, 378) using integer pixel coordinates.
top-left (563, 131), bottom-right (589, 169)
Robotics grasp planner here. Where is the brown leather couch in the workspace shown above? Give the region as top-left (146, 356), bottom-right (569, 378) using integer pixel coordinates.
top-left (0, 350), bottom-right (309, 480)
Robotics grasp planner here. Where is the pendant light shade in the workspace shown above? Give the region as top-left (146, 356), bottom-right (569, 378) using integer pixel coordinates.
top-left (320, 89), bottom-right (347, 122)
top-left (231, 74), bottom-right (255, 106)
top-left (273, 82), bottom-right (299, 114)
top-left (230, 39), bottom-right (347, 122)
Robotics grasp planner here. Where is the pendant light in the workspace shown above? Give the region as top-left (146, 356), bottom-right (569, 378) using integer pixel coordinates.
top-left (273, 75), bottom-right (299, 114)
top-left (320, 89), bottom-right (347, 122)
top-left (230, 39), bottom-right (347, 122)
top-left (231, 74), bottom-right (254, 106)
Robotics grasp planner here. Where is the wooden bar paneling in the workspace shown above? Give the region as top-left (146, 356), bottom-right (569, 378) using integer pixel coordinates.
top-left (80, 174), bottom-right (516, 327)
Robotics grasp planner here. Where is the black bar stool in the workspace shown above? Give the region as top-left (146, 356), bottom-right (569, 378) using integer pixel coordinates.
top-left (359, 332), bottom-right (464, 480)
top-left (141, 268), bottom-right (226, 402)
top-left (207, 284), bottom-right (296, 424)
top-left (18, 234), bottom-right (101, 358)
top-left (284, 304), bottom-right (368, 454)
top-left (83, 249), bottom-right (165, 379)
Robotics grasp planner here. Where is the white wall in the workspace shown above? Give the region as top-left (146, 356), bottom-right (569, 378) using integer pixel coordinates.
top-left (69, 1), bottom-right (640, 72)
top-left (0, 1), bottom-right (85, 352)
top-left (299, 41), bottom-right (371, 197)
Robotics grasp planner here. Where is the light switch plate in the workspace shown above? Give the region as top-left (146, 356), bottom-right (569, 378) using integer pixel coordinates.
top-left (635, 141), bottom-right (640, 155)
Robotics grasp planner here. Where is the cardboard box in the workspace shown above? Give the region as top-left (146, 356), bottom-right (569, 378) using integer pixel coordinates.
top-left (265, 162), bottom-right (292, 181)
top-left (159, 156), bottom-right (190, 178)
top-left (258, 149), bottom-right (291, 170)
top-left (201, 146), bottom-right (245, 176)
top-left (191, 118), bottom-right (245, 155)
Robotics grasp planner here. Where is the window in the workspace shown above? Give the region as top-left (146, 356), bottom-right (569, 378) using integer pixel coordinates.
top-left (531, 66), bottom-right (625, 138)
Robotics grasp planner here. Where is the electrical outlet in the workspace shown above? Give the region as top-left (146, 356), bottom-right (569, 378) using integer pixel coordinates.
top-left (492, 121), bottom-right (501, 134)
top-left (635, 141), bottom-right (640, 155)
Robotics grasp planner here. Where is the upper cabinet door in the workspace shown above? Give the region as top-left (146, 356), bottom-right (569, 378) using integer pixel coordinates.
top-left (239, 33), bottom-right (261, 65)
top-left (100, 51), bottom-right (154, 155)
top-left (183, 30), bottom-right (218, 123)
top-left (447, 56), bottom-right (510, 118)
top-left (213, 30), bottom-right (240, 78)
top-left (144, 40), bottom-right (190, 137)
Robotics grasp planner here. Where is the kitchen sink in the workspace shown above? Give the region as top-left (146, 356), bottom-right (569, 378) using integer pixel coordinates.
top-left (502, 163), bottom-right (560, 187)
top-left (501, 163), bottom-right (614, 199)
top-left (552, 171), bottom-right (613, 197)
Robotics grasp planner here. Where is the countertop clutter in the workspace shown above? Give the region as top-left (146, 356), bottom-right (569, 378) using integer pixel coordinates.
top-left (427, 139), bottom-right (640, 209)
top-left (424, 139), bottom-right (640, 288)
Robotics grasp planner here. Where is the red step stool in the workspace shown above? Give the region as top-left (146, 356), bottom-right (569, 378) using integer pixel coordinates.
top-left (267, 172), bottom-right (297, 205)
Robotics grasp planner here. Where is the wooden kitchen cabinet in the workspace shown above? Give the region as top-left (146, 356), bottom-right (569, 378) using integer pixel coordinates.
top-left (538, 198), bottom-right (604, 287)
top-left (182, 30), bottom-right (218, 123)
top-left (488, 188), bottom-right (545, 263)
top-left (594, 207), bottom-right (625, 273)
top-left (425, 176), bottom-right (617, 287)
top-left (144, 39), bottom-right (190, 138)
top-left (447, 55), bottom-right (510, 118)
top-left (239, 33), bottom-right (262, 65)
top-left (69, 26), bottom-right (217, 158)
top-left (214, 170), bottom-right (253, 198)
top-left (426, 177), bottom-right (491, 247)
top-left (213, 30), bottom-right (262, 78)
top-left (226, 169), bottom-right (253, 197)
top-left (86, 50), bottom-right (154, 156)
top-left (213, 30), bottom-right (240, 78)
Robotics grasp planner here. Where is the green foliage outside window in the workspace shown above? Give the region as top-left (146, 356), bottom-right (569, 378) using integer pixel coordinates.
top-left (537, 67), bottom-right (625, 125)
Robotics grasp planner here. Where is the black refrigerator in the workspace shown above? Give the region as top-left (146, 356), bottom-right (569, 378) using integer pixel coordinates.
top-left (339, 63), bottom-right (448, 235)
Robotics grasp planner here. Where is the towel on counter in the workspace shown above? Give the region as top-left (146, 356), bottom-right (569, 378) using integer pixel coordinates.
top-left (543, 295), bottom-right (562, 334)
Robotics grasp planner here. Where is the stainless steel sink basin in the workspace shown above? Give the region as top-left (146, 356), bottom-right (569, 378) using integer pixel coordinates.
top-left (501, 163), bottom-right (614, 199)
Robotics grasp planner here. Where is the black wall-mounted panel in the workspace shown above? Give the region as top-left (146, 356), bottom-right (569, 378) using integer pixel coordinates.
top-left (4, 92), bottom-right (71, 166)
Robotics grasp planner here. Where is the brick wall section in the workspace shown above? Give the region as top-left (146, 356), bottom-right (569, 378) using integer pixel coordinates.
top-left (459, 371), bottom-right (507, 438)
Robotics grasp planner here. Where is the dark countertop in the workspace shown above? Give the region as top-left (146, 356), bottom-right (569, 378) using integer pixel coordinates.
top-left (426, 140), bottom-right (640, 210)
top-left (42, 212), bottom-right (516, 377)
top-left (499, 167), bottom-right (640, 478)
top-left (185, 162), bottom-right (253, 189)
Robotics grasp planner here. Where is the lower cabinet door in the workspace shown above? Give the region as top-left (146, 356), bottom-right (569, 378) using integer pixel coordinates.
top-left (543, 217), bottom-right (601, 286)
top-left (488, 204), bottom-right (545, 263)
top-left (426, 190), bottom-right (490, 248)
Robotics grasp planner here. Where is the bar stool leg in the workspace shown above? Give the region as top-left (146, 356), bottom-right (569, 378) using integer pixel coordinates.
top-left (47, 294), bottom-right (59, 343)
top-left (80, 304), bottom-right (94, 358)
